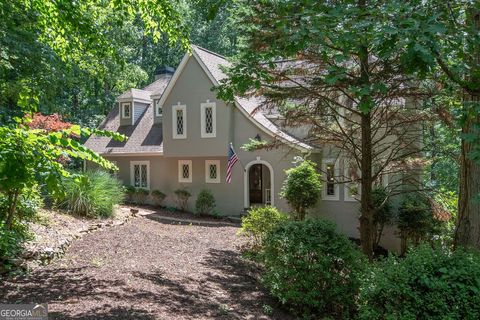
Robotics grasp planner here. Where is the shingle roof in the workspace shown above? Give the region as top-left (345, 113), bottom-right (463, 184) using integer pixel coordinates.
top-left (142, 75), bottom-right (171, 97)
top-left (84, 104), bottom-right (163, 155)
top-left (117, 88), bottom-right (152, 102)
top-left (192, 45), bottom-right (313, 151)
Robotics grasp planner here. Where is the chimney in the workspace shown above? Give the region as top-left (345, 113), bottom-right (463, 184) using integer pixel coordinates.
top-left (154, 66), bottom-right (175, 80)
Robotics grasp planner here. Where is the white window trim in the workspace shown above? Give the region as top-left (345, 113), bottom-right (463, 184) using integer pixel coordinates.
top-left (130, 161), bottom-right (150, 190)
top-left (178, 160), bottom-right (192, 183)
top-left (172, 104), bottom-right (187, 139)
top-left (344, 159), bottom-right (361, 202)
top-left (155, 99), bottom-right (162, 117)
top-left (200, 101), bottom-right (216, 138)
top-left (322, 158), bottom-right (340, 201)
top-left (205, 160), bottom-right (220, 183)
top-left (121, 102), bottom-right (132, 119)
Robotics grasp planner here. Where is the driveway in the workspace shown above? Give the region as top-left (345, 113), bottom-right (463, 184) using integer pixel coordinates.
top-left (0, 213), bottom-right (292, 319)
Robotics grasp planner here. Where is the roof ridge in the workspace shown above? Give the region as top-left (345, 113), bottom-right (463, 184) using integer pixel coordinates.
top-left (192, 45), bottom-right (228, 61)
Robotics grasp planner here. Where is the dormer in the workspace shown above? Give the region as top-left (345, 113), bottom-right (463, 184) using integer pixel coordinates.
top-left (150, 66), bottom-right (174, 125)
top-left (117, 89), bottom-right (152, 126)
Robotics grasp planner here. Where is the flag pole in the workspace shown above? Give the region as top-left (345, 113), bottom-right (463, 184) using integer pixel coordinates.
top-left (230, 142), bottom-right (246, 172)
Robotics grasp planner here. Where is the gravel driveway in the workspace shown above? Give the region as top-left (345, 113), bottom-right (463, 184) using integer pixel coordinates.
top-left (0, 213), bottom-right (292, 319)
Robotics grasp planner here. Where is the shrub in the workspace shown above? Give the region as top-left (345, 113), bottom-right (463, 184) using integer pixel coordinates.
top-left (398, 192), bottom-right (437, 254)
top-left (151, 190), bottom-right (166, 207)
top-left (263, 218), bottom-right (365, 318)
top-left (0, 221), bottom-right (31, 273)
top-left (371, 186), bottom-right (394, 247)
top-left (124, 185), bottom-right (136, 203)
top-left (239, 206), bottom-right (288, 252)
top-left (0, 186), bottom-right (43, 223)
top-left (58, 170), bottom-right (124, 218)
top-left (133, 188), bottom-right (149, 205)
top-left (174, 188), bottom-right (191, 211)
top-left (358, 245), bottom-right (480, 320)
top-left (281, 159), bottom-right (321, 220)
top-left (195, 189), bottom-right (216, 215)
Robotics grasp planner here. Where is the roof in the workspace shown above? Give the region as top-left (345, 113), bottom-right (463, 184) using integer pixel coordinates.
top-left (117, 88), bottom-right (152, 102)
top-left (142, 75), bottom-right (171, 97)
top-left (191, 46), bottom-right (313, 151)
top-left (84, 104), bottom-right (163, 155)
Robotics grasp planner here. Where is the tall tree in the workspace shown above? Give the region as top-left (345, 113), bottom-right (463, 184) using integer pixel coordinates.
top-left (218, 0), bottom-right (428, 258)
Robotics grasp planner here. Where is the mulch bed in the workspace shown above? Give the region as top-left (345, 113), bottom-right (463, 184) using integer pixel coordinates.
top-left (0, 211), bottom-right (293, 319)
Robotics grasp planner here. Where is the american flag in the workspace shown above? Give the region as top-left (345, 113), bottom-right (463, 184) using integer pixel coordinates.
top-left (226, 143), bottom-right (239, 183)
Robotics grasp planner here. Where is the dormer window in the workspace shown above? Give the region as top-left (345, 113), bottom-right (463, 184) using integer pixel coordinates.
top-left (173, 104), bottom-right (187, 139)
top-left (122, 102), bottom-right (131, 118)
top-left (201, 101), bottom-right (216, 138)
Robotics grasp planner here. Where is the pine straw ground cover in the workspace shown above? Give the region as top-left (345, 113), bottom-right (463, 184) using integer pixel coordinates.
top-left (0, 211), bottom-right (293, 319)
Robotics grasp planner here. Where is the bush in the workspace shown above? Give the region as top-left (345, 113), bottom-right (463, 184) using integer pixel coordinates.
top-left (371, 186), bottom-right (394, 247)
top-left (281, 159), bottom-right (321, 220)
top-left (0, 221), bottom-right (31, 273)
top-left (195, 189), bottom-right (216, 215)
top-left (239, 206), bottom-right (288, 252)
top-left (124, 185), bottom-right (136, 203)
top-left (263, 218), bottom-right (365, 318)
top-left (358, 245), bottom-right (480, 320)
top-left (174, 188), bottom-right (191, 211)
top-left (133, 188), bottom-right (149, 205)
top-left (398, 192), bottom-right (438, 254)
top-left (58, 170), bottom-right (124, 218)
top-left (0, 186), bottom-right (43, 223)
top-left (151, 190), bottom-right (166, 206)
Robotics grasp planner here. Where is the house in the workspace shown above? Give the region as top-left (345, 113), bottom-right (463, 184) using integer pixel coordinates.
top-left (85, 45), bottom-right (400, 251)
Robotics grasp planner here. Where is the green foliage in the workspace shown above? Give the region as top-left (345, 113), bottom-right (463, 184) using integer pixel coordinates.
top-left (174, 188), bottom-right (191, 211)
top-left (241, 138), bottom-right (269, 151)
top-left (281, 159), bottom-right (321, 220)
top-left (239, 206), bottom-right (289, 253)
top-left (263, 218), bottom-right (365, 319)
top-left (398, 192), bottom-right (437, 253)
top-left (0, 221), bottom-right (31, 273)
top-left (151, 190), bottom-right (166, 207)
top-left (195, 189), bottom-right (216, 215)
top-left (0, 125), bottom-right (123, 228)
top-left (358, 245), bottom-right (480, 320)
top-left (371, 187), bottom-right (394, 247)
top-left (57, 170), bottom-right (124, 218)
top-left (132, 188), bottom-right (149, 205)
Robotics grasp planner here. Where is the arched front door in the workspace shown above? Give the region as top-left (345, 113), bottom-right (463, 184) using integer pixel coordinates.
top-left (244, 159), bottom-right (274, 208)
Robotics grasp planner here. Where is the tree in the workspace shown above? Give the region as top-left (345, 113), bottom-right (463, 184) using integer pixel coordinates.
top-left (281, 159), bottom-right (321, 220)
top-left (218, 0), bottom-right (428, 258)
top-left (0, 123), bottom-right (124, 229)
top-left (395, 1), bottom-right (480, 249)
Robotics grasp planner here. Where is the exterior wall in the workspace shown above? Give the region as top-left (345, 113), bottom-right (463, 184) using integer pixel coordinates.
top-left (133, 102), bottom-right (149, 124)
top-left (161, 57), bottom-right (231, 157)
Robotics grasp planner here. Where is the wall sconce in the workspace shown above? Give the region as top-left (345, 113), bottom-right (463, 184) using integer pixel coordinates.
top-left (254, 134), bottom-right (261, 141)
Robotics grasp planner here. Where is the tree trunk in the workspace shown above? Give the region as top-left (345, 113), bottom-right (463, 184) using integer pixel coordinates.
top-left (454, 9), bottom-right (480, 250)
top-left (454, 112), bottom-right (480, 248)
top-left (5, 190), bottom-right (19, 230)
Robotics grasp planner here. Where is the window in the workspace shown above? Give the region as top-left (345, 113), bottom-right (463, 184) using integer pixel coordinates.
top-left (322, 159), bottom-right (340, 200)
top-left (155, 99), bottom-right (162, 117)
top-left (122, 103), bottom-right (131, 118)
top-left (344, 159), bottom-right (361, 202)
top-left (205, 160), bottom-right (220, 183)
top-left (130, 161), bottom-right (149, 189)
top-left (201, 102), bottom-right (216, 138)
top-left (173, 104), bottom-right (187, 139)
top-left (178, 160), bottom-right (192, 183)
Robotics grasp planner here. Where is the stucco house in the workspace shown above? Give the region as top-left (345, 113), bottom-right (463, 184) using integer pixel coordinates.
top-left (85, 45), bottom-right (400, 250)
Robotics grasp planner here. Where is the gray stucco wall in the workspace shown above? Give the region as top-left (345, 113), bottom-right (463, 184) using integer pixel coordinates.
top-left (161, 57), bottom-right (231, 157)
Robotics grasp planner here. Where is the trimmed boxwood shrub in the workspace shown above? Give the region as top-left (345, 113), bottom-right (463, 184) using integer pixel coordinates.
top-left (195, 189), bottom-right (216, 215)
top-left (358, 245), bottom-right (480, 320)
top-left (174, 188), bottom-right (191, 211)
top-left (133, 188), bottom-right (149, 205)
top-left (263, 218), bottom-right (364, 319)
top-left (151, 190), bottom-right (166, 207)
top-left (239, 206), bottom-right (288, 252)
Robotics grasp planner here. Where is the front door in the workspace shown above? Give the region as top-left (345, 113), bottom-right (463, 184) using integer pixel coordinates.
top-left (249, 164), bottom-right (263, 204)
